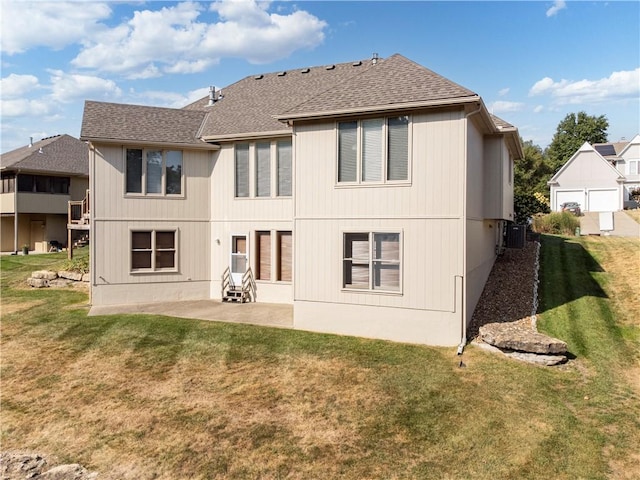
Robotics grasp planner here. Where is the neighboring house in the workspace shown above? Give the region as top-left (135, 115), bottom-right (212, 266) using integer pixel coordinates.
top-left (0, 135), bottom-right (89, 253)
top-left (80, 53), bottom-right (522, 346)
top-left (548, 134), bottom-right (640, 212)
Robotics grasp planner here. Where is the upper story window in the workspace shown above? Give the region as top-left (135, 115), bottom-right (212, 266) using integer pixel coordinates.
top-left (338, 116), bottom-right (410, 184)
top-left (126, 148), bottom-right (183, 196)
top-left (15, 174), bottom-right (70, 194)
top-left (1, 174), bottom-right (15, 193)
top-left (234, 140), bottom-right (292, 198)
top-left (629, 159), bottom-right (639, 175)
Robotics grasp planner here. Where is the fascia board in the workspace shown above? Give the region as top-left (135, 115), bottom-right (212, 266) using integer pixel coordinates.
top-left (82, 137), bottom-right (219, 151)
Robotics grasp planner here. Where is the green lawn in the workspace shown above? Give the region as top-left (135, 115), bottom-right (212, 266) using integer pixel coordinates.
top-left (1, 238), bottom-right (638, 479)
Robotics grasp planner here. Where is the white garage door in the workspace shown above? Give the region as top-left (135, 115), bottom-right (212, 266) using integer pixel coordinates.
top-left (587, 189), bottom-right (618, 212)
top-left (555, 190), bottom-right (583, 211)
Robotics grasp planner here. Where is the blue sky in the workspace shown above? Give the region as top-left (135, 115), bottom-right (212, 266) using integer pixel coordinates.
top-left (1, 1), bottom-right (639, 153)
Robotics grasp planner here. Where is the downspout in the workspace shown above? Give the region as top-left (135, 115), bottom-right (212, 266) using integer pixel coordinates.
top-left (457, 103), bottom-right (483, 355)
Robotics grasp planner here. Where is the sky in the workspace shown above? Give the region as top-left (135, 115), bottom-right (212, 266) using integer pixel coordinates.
top-left (1, 0), bottom-right (639, 154)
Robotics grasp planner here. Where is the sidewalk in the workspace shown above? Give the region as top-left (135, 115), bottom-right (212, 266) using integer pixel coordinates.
top-left (579, 211), bottom-right (640, 237)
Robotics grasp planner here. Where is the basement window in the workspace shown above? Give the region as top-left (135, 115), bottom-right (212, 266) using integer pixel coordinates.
top-left (131, 229), bottom-right (178, 272)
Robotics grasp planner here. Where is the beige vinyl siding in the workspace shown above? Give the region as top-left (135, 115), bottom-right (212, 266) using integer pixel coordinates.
top-left (91, 144), bottom-right (212, 221)
top-left (294, 218), bottom-right (461, 311)
top-left (555, 151), bottom-right (622, 189)
top-left (483, 136), bottom-right (514, 221)
top-left (90, 143), bottom-right (213, 306)
top-left (0, 192), bottom-right (15, 214)
top-left (295, 110), bottom-right (465, 220)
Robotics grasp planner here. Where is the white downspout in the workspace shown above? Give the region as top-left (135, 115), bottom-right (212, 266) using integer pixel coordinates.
top-left (458, 103), bottom-right (483, 355)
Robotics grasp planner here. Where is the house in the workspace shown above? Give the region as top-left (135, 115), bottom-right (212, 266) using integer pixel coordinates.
top-left (548, 134), bottom-right (640, 212)
top-left (80, 53), bottom-right (522, 346)
top-left (0, 135), bottom-right (89, 253)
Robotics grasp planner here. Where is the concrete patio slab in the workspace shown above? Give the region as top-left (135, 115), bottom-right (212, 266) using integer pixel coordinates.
top-left (89, 300), bottom-right (293, 329)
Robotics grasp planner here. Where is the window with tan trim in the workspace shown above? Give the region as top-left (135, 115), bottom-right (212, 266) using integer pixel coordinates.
top-left (131, 230), bottom-right (177, 272)
top-left (256, 231), bottom-right (271, 280)
top-left (277, 231), bottom-right (292, 282)
top-left (343, 232), bottom-right (400, 292)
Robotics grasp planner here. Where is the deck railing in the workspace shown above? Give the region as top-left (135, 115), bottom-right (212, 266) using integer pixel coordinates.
top-left (68, 189), bottom-right (90, 225)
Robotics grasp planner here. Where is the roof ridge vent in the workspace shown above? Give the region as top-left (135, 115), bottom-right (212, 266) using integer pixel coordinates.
top-left (301, 68), bottom-right (310, 74)
top-left (277, 71), bottom-right (287, 76)
top-left (352, 61), bottom-right (362, 67)
top-left (325, 64), bottom-right (335, 70)
top-left (254, 74), bottom-right (264, 80)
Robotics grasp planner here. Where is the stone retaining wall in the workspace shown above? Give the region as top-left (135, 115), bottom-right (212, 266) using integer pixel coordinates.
top-left (27, 270), bottom-right (89, 288)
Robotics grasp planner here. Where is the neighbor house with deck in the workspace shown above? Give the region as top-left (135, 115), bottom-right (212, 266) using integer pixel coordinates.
top-left (0, 135), bottom-right (89, 253)
top-left (80, 53), bottom-right (522, 346)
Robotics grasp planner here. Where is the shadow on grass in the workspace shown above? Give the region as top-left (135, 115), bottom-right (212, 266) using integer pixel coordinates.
top-left (538, 234), bottom-right (608, 315)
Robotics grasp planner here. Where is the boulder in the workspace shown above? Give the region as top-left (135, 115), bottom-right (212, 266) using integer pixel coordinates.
top-left (504, 351), bottom-right (567, 366)
top-left (58, 270), bottom-right (83, 281)
top-left (49, 278), bottom-right (73, 288)
top-left (81, 273), bottom-right (90, 282)
top-left (40, 464), bottom-right (98, 480)
top-left (31, 270), bottom-right (58, 280)
top-left (479, 322), bottom-right (567, 355)
top-left (27, 277), bottom-right (49, 288)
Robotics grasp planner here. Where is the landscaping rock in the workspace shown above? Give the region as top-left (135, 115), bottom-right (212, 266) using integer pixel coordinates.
top-left (0, 452), bottom-right (97, 480)
top-left (58, 271), bottom-right (83, 281)
top-left (31, 270), bottom-right (58, 280)
top-left (81, 273), bottom-right (90, 283)
top-left (49, 279), bottom-right (73, 288)
top-left (27, 277), bottom-right (49, 288)
top-left (503, 351), bottom-right (567, 366)
top-left (479, 321), bottom-right (567, 355)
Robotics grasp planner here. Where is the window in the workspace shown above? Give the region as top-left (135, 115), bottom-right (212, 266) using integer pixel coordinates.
top-left (256, 231), bottom-right (271, 280)
top-left (235, 143), bottom-right (249, 197)
top-left (277, 140), bottom-right (292, 196)
top-left (125, 149), bottom-right (183, 196)
top-left (255, 142), bottom-right (271, 197)
top-left (343, 232), bottom-right (400, 292)
top-left (277, 231), bottom-right (292, 282)
top-left (235, 140), bottom-right (292, 198)
top-left (629, 160), bottom-right (639, 175)
top-left (131, 230), bottom-right (177, 272)
top-left (338, 116), bottom-right (409, 184)
top-left (1, 174), bottom-right (15, 193)
top-left (16, 174), bottom-right (69, 194)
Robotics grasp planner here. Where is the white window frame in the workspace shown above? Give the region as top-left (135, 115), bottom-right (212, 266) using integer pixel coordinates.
top-left (336, 116), bottom-right (411, 186)
top-left (130, 228), bottom-right (179, 273)
top-left (124, 148), bottom-right (184, 197)
top-left (342, 230), bottom-right (402, 294)
top-left (629, 159), bottom-right (639, 176)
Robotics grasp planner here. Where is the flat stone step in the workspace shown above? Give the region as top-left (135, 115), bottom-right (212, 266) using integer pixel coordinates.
top-left (479, 321), bottom-right (568, 355)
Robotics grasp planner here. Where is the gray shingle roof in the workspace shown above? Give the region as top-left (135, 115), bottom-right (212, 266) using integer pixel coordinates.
top-left (279, 54), bottom-right (477, 119)
top-left (0, 134), bottom-right (88, 176)
top-left (185, 57), bottom-right (379, 138)
top-left (185, 54), bottom-right (478, 138)
top-left (490, 114), bottom-right (516, 130)
top-left (81, 101), bottom-right (210, 146)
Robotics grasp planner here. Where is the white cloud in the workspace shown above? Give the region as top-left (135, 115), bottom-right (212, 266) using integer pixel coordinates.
top-left (1, 98), bottom-right (53, 118)
top-left (132, 87), bottom-right (209, 109)
top-left (534, 105), bottom-right (544, 113)
top-left (498, 87), bottom-right (510, 97)
top-left (70, 0), bottom-right (327, 77)
top-left (0, 74), bottom-right (41, 98)
top-left (546, 0), bottom-right (567, 17)
top-left (48, 70), bottom-right (122, 103)
top-left (1, 2), bottom-right (112, 54)
top-left (529, 68), bottom-right (640, 105)
top-left (491, 100), bottom-right (525, 113)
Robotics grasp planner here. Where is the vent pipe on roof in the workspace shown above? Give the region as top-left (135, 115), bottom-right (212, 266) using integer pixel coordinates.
top-left (208, 86), bottom-right (216, 106)
top-left (372, 52), bottom-right (379, 65)
top-left (29, 137), bottom-right (33, 148)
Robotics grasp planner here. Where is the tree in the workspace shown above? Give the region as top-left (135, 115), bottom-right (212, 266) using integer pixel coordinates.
top-left (546, 111), bottom-right (608, 173)
top-left (514, 139), bottom-right (552, 224)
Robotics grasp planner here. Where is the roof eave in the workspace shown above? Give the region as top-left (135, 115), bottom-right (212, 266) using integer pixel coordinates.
top-left (276, 95), bottom-right (481, 122)
top-left (201, 130), bottom-right (292, 143)
top-left (81, 137), bottom-right (219, 151)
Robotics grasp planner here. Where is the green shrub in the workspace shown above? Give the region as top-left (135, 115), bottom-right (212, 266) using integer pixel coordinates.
top-left (59, 255), bottom-right (90, 273)
top-left (532, 212), bottom-right (580, 235)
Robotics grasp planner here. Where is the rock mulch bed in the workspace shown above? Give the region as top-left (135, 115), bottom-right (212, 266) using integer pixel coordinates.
top-left (469, 240), bottom-right (568, 366)
top-left (0, 452), bottom-right (97, 480)
top-left (26, 271), bottom-right (88, 289)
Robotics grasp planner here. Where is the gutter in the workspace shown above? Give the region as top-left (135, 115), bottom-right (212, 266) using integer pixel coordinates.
top-left (79, 137), bottom-right (220, 151)
top-left (277, 95), bottom-right (481, 123)
top-left (458, 102), bottom-right (483, 355)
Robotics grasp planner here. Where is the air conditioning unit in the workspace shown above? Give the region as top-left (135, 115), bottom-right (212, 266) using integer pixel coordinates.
top-left (505, 224), bottom-right (526, 249)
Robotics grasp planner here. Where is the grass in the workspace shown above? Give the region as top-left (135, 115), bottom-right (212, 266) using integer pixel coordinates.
top-left (625, 209), bottom-right (640, 224)
top-left (2, 238), bottom-right (639, 479)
